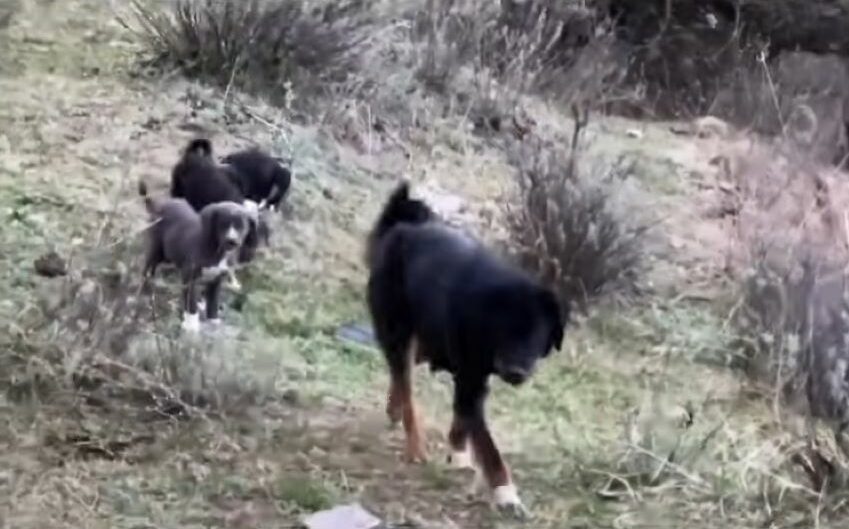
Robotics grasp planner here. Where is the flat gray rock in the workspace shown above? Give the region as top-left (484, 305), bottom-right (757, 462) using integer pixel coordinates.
top-left (302, 503), bottom-right (382, 529)
top-left (336, 322), bottom-right (376, 347)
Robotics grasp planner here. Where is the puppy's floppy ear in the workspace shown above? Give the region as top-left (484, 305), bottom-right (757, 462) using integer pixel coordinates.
top-left (539, 288), bottom-right (567, 355)
top-left (201, 206), bottom-right (221, 249)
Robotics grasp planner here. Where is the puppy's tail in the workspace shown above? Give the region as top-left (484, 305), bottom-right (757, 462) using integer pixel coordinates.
top-left (366, 181), bottom-right (434, 268)
top-left (138, 179), bottom-right (157, 215)
top-left (184, 138), bottom-right (213, 158)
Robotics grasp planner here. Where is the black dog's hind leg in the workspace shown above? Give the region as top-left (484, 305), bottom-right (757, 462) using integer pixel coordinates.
top-left (369, 295), bottom-right (425, 461)
top-left (384, 336), bottom-right (427, 463)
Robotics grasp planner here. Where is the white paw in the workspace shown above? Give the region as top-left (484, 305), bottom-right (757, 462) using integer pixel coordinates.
top-left (207, 318), bottom-right (222, 326)
top-left (447, 446), bottom-right (474, 470)
top-left (181, 312), bottom-right (201, 333)
top-left (197, 299), bottom-right (207, 314)
top-left (242, 200), bottom-right (260, 220)
top-left (493, 484), bottom-right (529, 519)
top-left (229, 275), bottom-right (242, 292)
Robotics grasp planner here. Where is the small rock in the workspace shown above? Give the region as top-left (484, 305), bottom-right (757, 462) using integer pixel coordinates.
top-left (302, 503), bottom-right (382, 529)
top-left (282, 388), bottom-right (301, 405)
top-left (34, 251), bottom-right (67, 277)
top-left (626, 128), bottom-right (643, 139)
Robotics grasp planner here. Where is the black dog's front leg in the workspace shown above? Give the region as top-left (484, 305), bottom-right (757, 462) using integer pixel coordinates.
top-left (452, 375), bottom-right (526, 516)
top-left (204, 278), bottom-right (223, 324)
top-left (181, 273), bottom-right (201, 333)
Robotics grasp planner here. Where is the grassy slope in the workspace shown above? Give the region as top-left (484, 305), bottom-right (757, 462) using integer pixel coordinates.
top-left (1, 2), bottom-right (839, 528)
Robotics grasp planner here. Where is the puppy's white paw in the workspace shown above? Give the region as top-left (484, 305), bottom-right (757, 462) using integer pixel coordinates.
top-left (447, 446), bottom-right (474, 470)
top-left (493, 484), bottom-right (529, 519)
top-left (197, 299), bottom-right (207, 314)
top-left (228, 275), bottom-right (242, 292)
top-left (242, 199), bottom-right (260, 220)
top-left (181, 312), bottom-right (201, 333)
top-left (207, 318), bottom-right (222, 326)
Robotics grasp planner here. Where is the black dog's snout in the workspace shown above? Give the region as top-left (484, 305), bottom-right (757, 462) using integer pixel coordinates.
top-left (494, 359), bottom-right (531, 385)
top-left (500, 368), bottom-right (529, 385)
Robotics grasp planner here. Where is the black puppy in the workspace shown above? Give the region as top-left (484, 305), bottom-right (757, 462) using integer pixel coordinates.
top-left (221, 147), bottom-right (292, 212)
top-left (366, 182), bottom-right (568, 516)
top-left (139, 181), bottom-right (252, 333)
top-left (169, 138), bottom-right (271, 287)
top-left (170, 138), bottom-right (245, 210)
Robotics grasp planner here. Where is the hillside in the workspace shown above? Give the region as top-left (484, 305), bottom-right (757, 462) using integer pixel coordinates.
top-left (1, 1), bottom-right (848, 528)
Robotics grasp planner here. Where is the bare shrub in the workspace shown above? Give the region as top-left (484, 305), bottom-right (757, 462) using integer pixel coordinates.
top-left (722, 141), bottom-right (849, 484)
top-left (505, 113), bottom-right (648, 311)
top-left (121, 0), bottom-right (370, 104)
top-left (410, 0), bottom-right (627, 129)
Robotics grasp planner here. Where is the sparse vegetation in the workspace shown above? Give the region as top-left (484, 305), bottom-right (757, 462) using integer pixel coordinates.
top-left (4, 0), bottom-right (849, 527)
top-left (506, 115), bottom-right (648, 310)
top-left (124, 0), bottom-right (370, 105)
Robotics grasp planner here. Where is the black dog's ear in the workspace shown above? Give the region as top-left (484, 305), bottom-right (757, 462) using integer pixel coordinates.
top-left (539, 288), bottom-right (567, 355)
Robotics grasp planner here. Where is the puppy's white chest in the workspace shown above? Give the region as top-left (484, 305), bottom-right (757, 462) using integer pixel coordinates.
top-left (199, 257), bottom-right (230, 282)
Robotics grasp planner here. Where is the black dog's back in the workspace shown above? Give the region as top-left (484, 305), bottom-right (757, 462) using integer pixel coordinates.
top-left (171, 138), bottom-right (244, 212)
top-left (365, 181), bottom-right (435, 269)
top-left (221, 148), bottom-right (291, 208)
top-left (376, 222), bottom-right (561, 369)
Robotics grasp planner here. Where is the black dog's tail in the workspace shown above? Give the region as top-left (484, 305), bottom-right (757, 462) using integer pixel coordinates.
top-left (138, 179), bottom-right (157, 215)
top-left (366, 181), bottom-right (435, 268)
top-left (184, 138), bottom-right (213, 158)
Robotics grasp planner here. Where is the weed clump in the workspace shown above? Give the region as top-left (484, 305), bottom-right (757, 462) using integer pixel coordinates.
top-left (505, 113), bottom-right (647, 311)
top-left (124, 0), bottom-right (369, 104)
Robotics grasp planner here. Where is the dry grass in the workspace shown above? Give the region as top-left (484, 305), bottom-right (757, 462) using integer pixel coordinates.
top-left (4, 1), bottom-right (849, 528)
top-left (505, 113), bottom-right (649, 311)
top-left (121, 0), bottom-right (371, 106)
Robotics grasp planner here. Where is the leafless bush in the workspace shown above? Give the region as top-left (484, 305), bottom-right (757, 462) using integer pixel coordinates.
top-left (721, 140), bottom-right (849, 484)
top-left (505, 113), bottom-right (648, 311)
top-left (411, 0), bottom-right (626, 126)
top-left (122, 0), bottom-right (370, 104)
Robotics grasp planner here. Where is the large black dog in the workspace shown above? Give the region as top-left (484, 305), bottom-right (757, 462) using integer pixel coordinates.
top-left (366, 182), bottom-right (568, 515)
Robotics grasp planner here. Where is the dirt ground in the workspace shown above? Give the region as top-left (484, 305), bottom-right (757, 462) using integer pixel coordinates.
top-left (2, 1), bottom-right (849, 528)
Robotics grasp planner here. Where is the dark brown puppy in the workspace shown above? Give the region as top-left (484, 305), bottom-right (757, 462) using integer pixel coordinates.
top-left (139, 181), bottom-right (252, 333)
top-left (366, 182), bottom-right (567, 517)
top-left (169, 138), bottom-right (270, 287)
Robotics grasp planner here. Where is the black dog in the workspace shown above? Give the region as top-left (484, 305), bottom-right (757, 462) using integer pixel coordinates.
top-left (170, 138), bottom-right (244, 211)
top-left (169, 138), bottom-right (271, 281)
top-left (221, 147), bottom-right (292, 212)
top-left (139, 181), bottom-right (252, 333)
top-left (366, 182), bottom-right (568, 516)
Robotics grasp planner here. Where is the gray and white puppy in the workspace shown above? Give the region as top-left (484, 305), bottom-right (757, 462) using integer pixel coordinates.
top-left (139, 180), bottom-right (252, 333)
